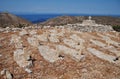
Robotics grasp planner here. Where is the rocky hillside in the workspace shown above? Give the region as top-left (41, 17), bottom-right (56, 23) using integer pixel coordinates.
top-left (39, 16), bottom-right (120, 26)
top-left (0, 27), bottom-right (120, 79)
top-left (0, 12), bottom-right (32, 28)
top-left (39, 16), bottom-right (85, 26)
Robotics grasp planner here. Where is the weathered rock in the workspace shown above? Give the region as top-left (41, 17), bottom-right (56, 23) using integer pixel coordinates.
top-left (5, 70), bottom-right (13, 79)
top-left (13, 49), bottom-right (32, 68)
top-left (19, 29), bottom-right (28, 36)
top-left (25, 68), bottom-right (32, 73)
top-left (56, 45), bottom-right (83, 61)
top-left (38, 46), bottom-right (59, 63)
top-left (87, 47), bottom-right (116, 63)
top-left (48, 33), bottom-right (59, 43)
top-left (1, 69), bottom-right (6, 75)
top-left (63, 38), bottom-right (81, 50)
top-left (27, 36), bottom-right (39, 47)
top-left (10, 35), bottom-right (23, 48)
top-left (35, 34), bottom-right (48, 42)
top-left (29, 30), bottom-right (37, 35)
top-left (1, 69), bottom-right (13, 79)
top-left (90, 39), bottom-right (106, 47)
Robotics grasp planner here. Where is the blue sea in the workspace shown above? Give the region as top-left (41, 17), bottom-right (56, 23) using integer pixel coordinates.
top-left (16, 14), bottom-right (120, 24)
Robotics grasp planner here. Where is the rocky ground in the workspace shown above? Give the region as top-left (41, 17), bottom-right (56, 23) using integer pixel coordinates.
top-left (0, 27), bottom-right (120, 79)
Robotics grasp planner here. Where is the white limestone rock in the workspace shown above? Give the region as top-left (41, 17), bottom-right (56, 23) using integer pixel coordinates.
top-left (38, 46), bottom-right (59, 63)
top-left (10, 35), bottom-right (23, 49)
top-left (63, 38), bottom-right (81, 50)
top-left (1, 69), bottom-right (13, 79)
top-left (19, 30), bottom-right (28, 36)
top-left (90, 39), bottom-right (106, 47)
top-left (27, 37), bottom-right (39, 47)
top-left (70, 34), bottom-right (85, 42)
top-left (25, 68), bottom-right (32, 73)
top-left (13, 49), bottom-right (32, 68)
top-left (6, 70), bottom-right (13, 79)
top-left (48, 33), bottom-right (59, 43)
top-left (35, 34), bottom-right (48, 42)
top-left (1, 69), bottom-right (6, 75)
top-left (29, 30), bottom-right (37, 35)
top-left (56, 45), bottom-right (83, 61)
top-left (87, 47), bottom-right (116, 63)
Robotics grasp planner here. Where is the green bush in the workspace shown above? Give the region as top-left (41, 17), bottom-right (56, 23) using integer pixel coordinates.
top-left (112, 25), bottom-right (120, 32)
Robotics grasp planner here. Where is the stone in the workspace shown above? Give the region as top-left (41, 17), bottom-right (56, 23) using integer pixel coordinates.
top-left (35, 34), bottom-right (48, 42)
top-left (48, 33), bottom-right (59, 43)
top-left (29, 30), bottom-right (37, 35)
top-left (27, 37), bottom-right (39, 47)
top-left (1, 69), bottom-right (13, 79)
top-left (19, 29), bottom-right (28, 36)
top-left (0, 54), bottom-right (2, 57)
top-left (56, 45), bottom-right (83, 61)
top-left (25, 68), bottom-right (32, 73)
top-left (70, 34), bottom-right (85, 42)
top-left (13, 49), bottom-right (32, 68)
top-left (87, 47), bottom-right (116, 63)
top-left (10, 35), bottom-right (23, 49)
top-left (90, 39), bottom-right (106, 47)
top-left (38, 46), bottom-right (59, 63)
top-left (5, 70), bottom-right (13, 79)
top-left (63, 38), bottom-right (81, 50)
top-left (1, 69), bottom-right (6, 75)
top-left (81, 68), bottom-right (88, 73)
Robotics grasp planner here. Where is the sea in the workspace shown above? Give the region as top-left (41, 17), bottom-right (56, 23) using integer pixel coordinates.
top-left (16, 14), bottom-right (120, 24)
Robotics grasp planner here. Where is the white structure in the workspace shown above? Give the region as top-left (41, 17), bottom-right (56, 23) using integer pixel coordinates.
top-left (81, 16), bottom-right (96, 26)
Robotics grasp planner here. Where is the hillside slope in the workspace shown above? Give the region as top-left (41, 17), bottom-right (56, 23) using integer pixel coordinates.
top-left (0, 28), bottom-right (120, 79)
top-left (39, 16), bottom-right (120, 26)
top-left (0, 12), bottom-right (32, 28)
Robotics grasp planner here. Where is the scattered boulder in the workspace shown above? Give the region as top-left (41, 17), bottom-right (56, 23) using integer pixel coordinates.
top-left (27, 36), bottom-right (39, 47)
top-left (19, 29), bottom-right (28, 36)
top-left (48, 33), bottom-right (60, 43)
top-left (38, 45), bottom-right (59, 63)
top-left (0, 69), bottom-right (13, 79)
top-left (13, 49), bottom-right (33, 73)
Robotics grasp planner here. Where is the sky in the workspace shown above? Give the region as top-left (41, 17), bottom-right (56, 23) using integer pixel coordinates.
top-left (0, 0), bottom-right (120, 15)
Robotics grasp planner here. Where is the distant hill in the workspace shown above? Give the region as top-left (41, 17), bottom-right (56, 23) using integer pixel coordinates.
top-left (39, 16), bottom-right (85, 26)
top-left (39, 16), bottom-right (120, 26)
top-left (0, 12), bottom-right (32, 28)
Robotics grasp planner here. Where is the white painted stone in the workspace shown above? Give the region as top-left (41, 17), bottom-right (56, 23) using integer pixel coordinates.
top-left (10, 35), bottom-right (23, 49)
top-left (27, 37), bottom-right (39, 47)
top-left (97, 33), bottom-right (119, 47)
top-left (56, 45), bottom-right (83, 61)
top-left (1, 69), bottom-right (6, 75)
top-left (5, 70), bottom-right (13, 79)
top-left (104, 46), bottom-right (120, 56)
top-left (63, 38), bottom-right (81, 50)
top-left (19, 29), bottom-right (28, 36)
top-left (87, 47), bottom-right (116, 63)
top-left (1, 69), bottom-right (13, 79)
top-left (35, 34), bottom-right (48, 42)
top-left (14, 49), bottom-right (32, 68)
top-left (70, 34), bottom-right (84, 42)
top-left (29, 30), bottom-right (37, 35)
top-left (38, 46), bottom-right (59, 63)
top-left (25, 68), bottom-right (32, 73)
top-left (48, 33), bottom-right (59, 43)
top-left (90, 39), bottom-right (106, 47)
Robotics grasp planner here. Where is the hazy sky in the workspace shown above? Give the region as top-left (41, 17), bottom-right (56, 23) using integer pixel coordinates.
top-left (0, 0), bottom-right (120, 15)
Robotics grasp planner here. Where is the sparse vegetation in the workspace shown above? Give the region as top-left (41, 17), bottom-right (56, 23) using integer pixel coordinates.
top-left (112, 25), bottom-right (120, 32)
